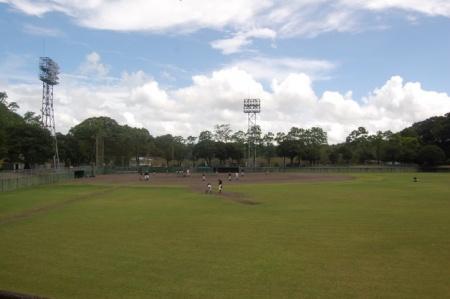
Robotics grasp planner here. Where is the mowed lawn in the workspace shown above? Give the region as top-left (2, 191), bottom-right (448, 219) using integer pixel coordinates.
top-left (0, 173), bottom-right (449, 298)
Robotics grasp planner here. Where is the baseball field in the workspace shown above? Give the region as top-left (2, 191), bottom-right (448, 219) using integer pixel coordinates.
top-left (0, 172), bottom-right (449, 298)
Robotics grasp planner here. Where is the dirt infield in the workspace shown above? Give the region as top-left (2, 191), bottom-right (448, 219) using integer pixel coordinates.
top-left (76, 172), bottom-right (353, 205)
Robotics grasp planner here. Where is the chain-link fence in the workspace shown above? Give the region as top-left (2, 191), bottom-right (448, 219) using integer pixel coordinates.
top-left (247, 166), bottom-right (418, 173)
top-left (197, 166), bottom-right (418, 173)
top-left (0, 165), bottom-right (419, 193)
top-left (0, 170), bottom-right (75, 192)
top-left (0, 166), bottom-right (98, 192)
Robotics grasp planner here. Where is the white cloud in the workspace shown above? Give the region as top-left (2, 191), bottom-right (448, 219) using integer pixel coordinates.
top-left (342, 0), bottom-right (450, 17)
top-left (210, 36), bottom-right (252, 55)
top-left (4, 0), bottom-right (450, 50)
top-left (4, 0), bottom-right (270, 31)
top-left (22, 24), bottom-right (63, 37)
top-left (121, 70), bottom-right (151, 87)
top-left (211, 28), bottom-right (277, 54)
top-left (230, 56), bottom-right (336, 81)
top-left (2, 0), bottom-right (57, 15)
top-left (78, 52), bottom-right (110, 78)
top-left (1, 53), bottom-right (449, 144)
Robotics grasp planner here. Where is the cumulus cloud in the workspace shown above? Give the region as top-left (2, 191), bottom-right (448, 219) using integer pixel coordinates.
top-left (1, 53), bottom-right (449, 144)
top-left (4, 0), bottom-right (450, 52)
top-left (230, 56), bottom-right (336, 82)
top-left (78, 52), bottom-right (110, 78)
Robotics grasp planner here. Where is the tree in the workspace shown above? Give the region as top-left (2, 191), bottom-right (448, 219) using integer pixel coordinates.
top-left (339, 146), bottom-right (353, 164)
top-left (0, 91), bottom-right (7, 104)
top-left (198, 130), bottom-right (213, 142)
top-left (278, 139), bottom-right (298, 166)
top-left (0, 92), bottom-right (19, 112)
top-left (229, 131), bottom-right (246, 165)
top-left (417, 145), bottom-right (446, 166)
top-left (193, 140), bottom-right (215, 166)
top-left (231, 130), bottom-right (246, 144)
top-left (408, 113), bottom-right (450, 159)
top-left (214, 124), bottom-right (232, 143)
top-left (172, 136), bottom-right (187, 166)
top-left (248, 125), bottom-right (262, 146)
top-left (382, 135), bottom-right (402, 163)
top-left (369, 131), bottom-right (389, 164)
top-left (303, 127), bottom-right (327, 164)
top-left (329, 148), bottom-right (339, 164)
top-left (23, 111), bottom-right (42, 126)
top-left (7, 102), bottom-right (19, 112)
top-left (185, 136), bottom-right (197, 166)
top-left (286, 127), bottom-right (306, 164)
top-left (226, 142), bottom-right (244, 164)
top-left (346, 127), bottom-right (369, 143)
top-left (275, 132), bottom-right (287, 167)
top-left (214, 141), bottom-right (228, 164)
top-left (262, 132), bottom-right (276, 166)
top-left (5, 123), bottom-right (53, 168)
top-left (70, 117), bottom-right (122, 165)
top-left (57, 133), bottom-right (84, 166)
top-left (0, 92), bottom-right (23, 126)
top-left (119, 126), bottom-right (153, 166)
top-left (400, 136), bottom-right (420, 163)
top-left (0, 92), bottom-right (24, 162)
top-left (345, 127), bottom-right (374, 163)
top-left (154, 134), bottom-right (175, 166)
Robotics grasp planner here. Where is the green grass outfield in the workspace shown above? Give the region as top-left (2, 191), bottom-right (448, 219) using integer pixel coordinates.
top-left (0, 173), bottom-right (449, 298)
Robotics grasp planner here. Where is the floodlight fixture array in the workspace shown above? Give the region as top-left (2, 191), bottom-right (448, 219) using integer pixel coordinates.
top-left (243, 98), bottom-right (261, 113)
top-left (39, 57), bottom-right (59, 86)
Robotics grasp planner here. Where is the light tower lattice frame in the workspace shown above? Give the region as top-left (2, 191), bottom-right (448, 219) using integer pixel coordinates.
top-left (243, 99), bottom-right (261, 169)
top-left (39, 57), bottom-right (60, 169)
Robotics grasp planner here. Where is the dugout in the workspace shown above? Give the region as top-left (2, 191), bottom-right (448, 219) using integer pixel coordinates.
top-left (74, 170), bottom-right (85, 178)
top-left (213, 166), bottom-right (240, 173)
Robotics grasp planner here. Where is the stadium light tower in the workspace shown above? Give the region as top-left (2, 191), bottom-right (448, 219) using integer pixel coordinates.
top-left (39, 57), bottom-right (60, 169)
top-left (243, 98), bottom-right (261, 169)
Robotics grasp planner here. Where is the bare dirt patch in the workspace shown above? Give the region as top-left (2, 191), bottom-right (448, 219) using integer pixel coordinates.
top-left (74, 172), bottom-right (353, 205)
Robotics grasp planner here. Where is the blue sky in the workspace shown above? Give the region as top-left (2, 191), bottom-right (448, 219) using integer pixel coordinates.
top-left (0, 0), bottom-right (449, 143)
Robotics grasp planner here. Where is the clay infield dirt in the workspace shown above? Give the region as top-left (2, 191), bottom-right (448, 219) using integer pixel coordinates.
top-left (77, 172), bottom-right (353, 205)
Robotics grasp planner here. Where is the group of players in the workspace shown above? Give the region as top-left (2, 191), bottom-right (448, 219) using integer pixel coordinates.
top-left (203, 171), bottom-right (244, 194)
top-left (140, 169), bottom-right (191, 181)
top-left (140, 169), bottom-right (245, 195)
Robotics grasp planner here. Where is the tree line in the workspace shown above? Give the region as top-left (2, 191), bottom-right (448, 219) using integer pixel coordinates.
top-left (1, 91), bottom-right (449, 169)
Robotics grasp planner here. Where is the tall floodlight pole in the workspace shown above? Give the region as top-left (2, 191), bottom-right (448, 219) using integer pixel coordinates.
top-left (39, 57), bottom-right (60, 169)
top-left (243, 99), bottom-right (261, 169)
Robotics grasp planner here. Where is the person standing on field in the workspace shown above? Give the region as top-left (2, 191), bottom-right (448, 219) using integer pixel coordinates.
top-left (218, 179), bottom-right (223, 194)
